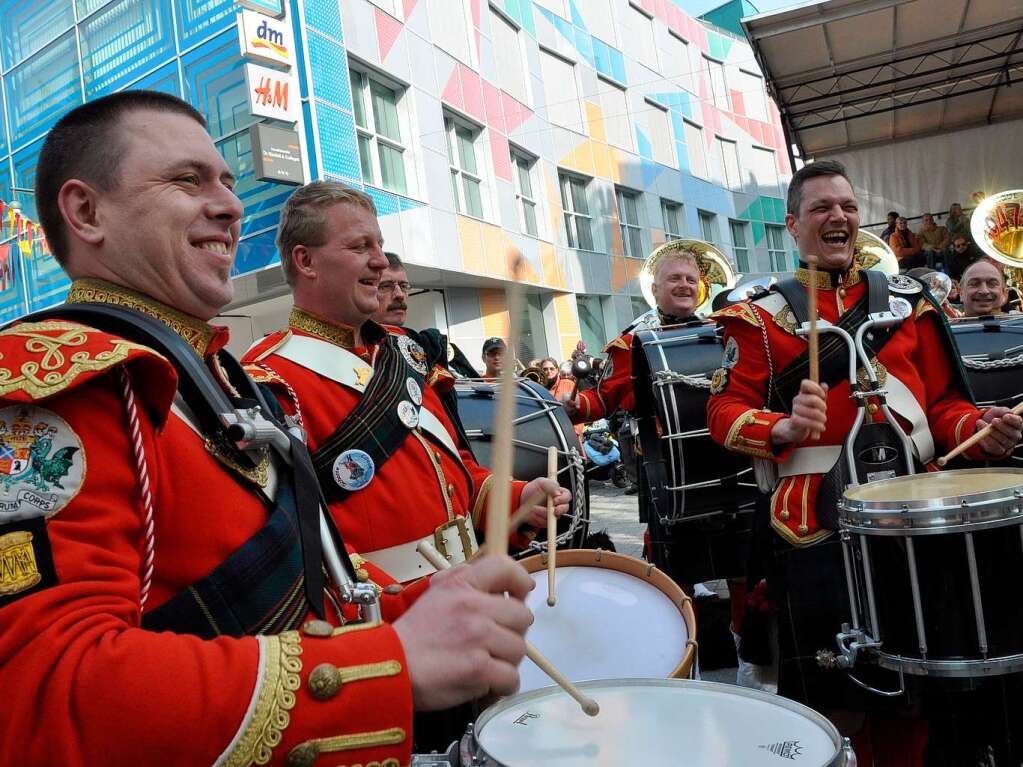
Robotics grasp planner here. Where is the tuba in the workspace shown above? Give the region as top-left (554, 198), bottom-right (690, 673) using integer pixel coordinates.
top-left (639, 239), bottom-right (737, 316)
top-left (855, 229), bottom-right (899, 276)
top-left (516, 360), bottom-right (546, 385)
top-left (971, 190), bottom-right (1023, 309)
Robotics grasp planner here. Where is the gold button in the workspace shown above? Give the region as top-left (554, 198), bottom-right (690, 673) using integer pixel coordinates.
top-left (447, 483), bottom-right (456, 497)
top-left (286, 743), bottom-right (318, 767)
top-left (798, 524), bottom-right (809, 534)
top-left (308, 662), bottom-right (342, 700)
top-left (867, 403), bottom-right (879, 415)
top-left (356, 567), bottom-right (370, 583)
top-left (383, 583), bottom-right (403, 595)
top-left (838, 288), bottom-right (847, 298)
top-left (780, 510), bottom-right (791, 520)
top-left (301, 619), bottom-right (333, 638)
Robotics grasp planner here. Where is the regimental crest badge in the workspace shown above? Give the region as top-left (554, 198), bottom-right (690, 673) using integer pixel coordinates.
top-left (397, 335), bottom-right (429, 375)
top-left (710, 367), bottom-right (729, 395)
top-left (723, 337), bottom-right (740, 369)
top-left (0, 407), bottom-right (84, 524)
top-left (332, 449), bottom-right (375, 491)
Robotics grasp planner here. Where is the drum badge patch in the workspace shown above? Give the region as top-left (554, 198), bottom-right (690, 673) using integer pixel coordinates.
top-left (397, 335), bottom-right (429, 374)
top-left (397, 401), bottom-right (420, 429)
top-left (722, 337), bottom-right (740, 369)
top-left (0, 407), bottom-right (85, 524)
top-left (406, 378), bottom-right (423, 406)
top-left (710, 367), bottom-right (729, 395)
top-left (0, 530), bottom-right (42, 596)
top-left (332, 449), bottom-right (375, 491)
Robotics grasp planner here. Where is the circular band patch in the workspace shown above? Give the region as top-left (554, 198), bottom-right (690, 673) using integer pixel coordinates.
top-left (0, 406), bottom-right (85, 524)
top-left (397, 401), bottom-right (420, 429)
top-left (332, 449), bottom-right (375, 491)
top-left (406, 378), bottom-right (423, 406)
top-left (397, 335), bottom-right (429, 374)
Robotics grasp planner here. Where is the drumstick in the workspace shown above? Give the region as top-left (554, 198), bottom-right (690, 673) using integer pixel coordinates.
top-left (416, 539), bottom-right (600, 717)
top-left (936, 401), bottom-right (1023, 466)
top-left (546, 445), bottom-right (558, 608)
top-left (485, 250), bottom-right (525, 552)
top-left (807, 256), bottom-right (821, 441)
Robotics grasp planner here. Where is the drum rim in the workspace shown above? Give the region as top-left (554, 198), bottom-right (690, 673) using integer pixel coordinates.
top-left (878, 651), bottom-right (1023, 678)
top-left (469, 678), bottom-right (844, 763)
top-left (839, 468), bottom-right (1023, 529)
top-left (517, 549), bottom-right (697, 679)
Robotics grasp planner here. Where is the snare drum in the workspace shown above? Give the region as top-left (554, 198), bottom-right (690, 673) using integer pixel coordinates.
top-left (459, 679), bottom-right (855, 766)
top-left (456, 379), bottom-right (588, 552)
top-left (516, 550), bottom-right (695, 692)
top-left (839, 468), bottom-right (1023, 677)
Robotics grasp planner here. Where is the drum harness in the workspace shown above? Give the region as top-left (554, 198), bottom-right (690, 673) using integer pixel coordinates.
top-left (767, 273), bottom-right (930, 696)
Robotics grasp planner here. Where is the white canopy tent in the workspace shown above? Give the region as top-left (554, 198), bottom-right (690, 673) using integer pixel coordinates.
top-left (743, 0), bottom-right (1023, 224)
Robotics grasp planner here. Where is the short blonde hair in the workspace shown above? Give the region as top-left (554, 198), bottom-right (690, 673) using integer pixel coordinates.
top-left (276, 181), bottom-right (377, 284)
top-left (653, 250), bottom-right (699, 283)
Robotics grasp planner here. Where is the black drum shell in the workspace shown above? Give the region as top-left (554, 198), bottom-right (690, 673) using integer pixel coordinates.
top-left (951, 314), bottom-right (1023, 410)
top-left (454, 379), bottom-right (586, 551)
top-left (632, 323), bottom-right (759, 583)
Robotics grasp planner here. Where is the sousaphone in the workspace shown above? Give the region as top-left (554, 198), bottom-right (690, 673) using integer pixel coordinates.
top-left (971, 191), bottom-right (1023, 303)
top-left (639, 239), bottom-right (736, 316)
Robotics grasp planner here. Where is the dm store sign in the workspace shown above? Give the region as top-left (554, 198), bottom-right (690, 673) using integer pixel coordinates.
top-left (238, 9), bottom-right (294, 68)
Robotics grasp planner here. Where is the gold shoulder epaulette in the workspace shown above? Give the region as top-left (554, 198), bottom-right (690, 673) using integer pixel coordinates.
top-left (709, 302), bottom-right (761, 328)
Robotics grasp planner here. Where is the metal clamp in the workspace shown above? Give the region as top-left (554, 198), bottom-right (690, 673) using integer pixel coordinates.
top-left (817, 624), bottom-right (905, 698)
top-left (434, 516), bottom-right (475, 561)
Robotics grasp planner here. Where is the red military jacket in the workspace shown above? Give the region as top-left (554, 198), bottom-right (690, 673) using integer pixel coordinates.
top-left (707, 259), bottom-right (985, 547)
top-left (0, 280), bottom-right (414, 766)
top-left (243, 308), bottom-right (528, 582)
top-left (573, 310), bottom-right (710, 424)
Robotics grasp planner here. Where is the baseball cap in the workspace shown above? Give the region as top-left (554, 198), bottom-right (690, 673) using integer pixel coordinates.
top-left (483, 337), bottom-right (507, 353)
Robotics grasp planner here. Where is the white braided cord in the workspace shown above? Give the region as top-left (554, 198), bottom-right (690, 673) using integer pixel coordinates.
top-left (120, 367), bottom-right (156, 613)
top-left (258, 363), bottom-right (304, 429)
top-left (961, 354), bottom-right (1023, 370)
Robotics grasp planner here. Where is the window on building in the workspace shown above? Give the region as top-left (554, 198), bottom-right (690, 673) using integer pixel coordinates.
top-left (539, 49), bottom-right (583, 132)
top-left (582, 0), bottom-right (616, 44)
top-left (559, 172), bottom-right (594, 250)
top-left (631, 295), bottom-right (650, 319)
top-left (705, 56), bottom-right (729, 110)
top-left (445, 114), bottom-right (484, 218)
top-left (491, 9), bottom-right (530, 105)
top-left (662, 200), bottom-right (684, 240)
top-left (430, 0), bottom-right (472, 65)
top-left (647, 100), bottom-right (675, 167)
top-left (512, 150), bottom-right (538, 237)
top-left (665, 31), bottom-right (694, 93)
top-left (616, 187), bottom-right (644, 258)
top-left (683, 120), bottom-right (708, 179)
top-left (766, 224), bottom-right (788, 271)
top-left (736, 69), bottom-right (768, 121)
top-left (716, 136), bottom-right (742, 190)
top-left (597, 77), bottom-right (632, 150)
top-left (351, 68), bottom-right (408, 195)
top-left (752, 146), bottom-right (779, 194)
top-left (518, 292), bottom-right (548, 362)
top-left (730, 220), bottom-right (751, 272)
top-left (698, 210), bottom-right (718, 245)
top-left (629, 4), bottom-right (658, 72)
top-left (576, 295), bottom-right (607, 355)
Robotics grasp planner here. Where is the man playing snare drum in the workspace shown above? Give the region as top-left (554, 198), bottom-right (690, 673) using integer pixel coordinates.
top-left (708, 159), bottom-right (1022, 765)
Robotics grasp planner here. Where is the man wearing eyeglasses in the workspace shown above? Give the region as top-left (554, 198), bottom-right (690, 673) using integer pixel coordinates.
top-left (373, 252), bottom-right (411, 327)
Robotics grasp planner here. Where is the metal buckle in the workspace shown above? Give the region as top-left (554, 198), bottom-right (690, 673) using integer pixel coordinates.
top-left (433, 516), bottom-right (474, 562)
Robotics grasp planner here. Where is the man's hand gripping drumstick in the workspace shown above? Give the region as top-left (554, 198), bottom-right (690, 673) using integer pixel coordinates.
top-left (937, 404), bottom-right (1023, 466)
top-left (416, 539), bottom-right (599, 716)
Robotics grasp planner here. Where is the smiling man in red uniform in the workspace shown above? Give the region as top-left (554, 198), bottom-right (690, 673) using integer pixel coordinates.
top-left (244, 182), bottom-right (569, 588)
top-left (0, 91), bottom-right (535, 767)
top-left (707, 159), bottom-right (1022, 764)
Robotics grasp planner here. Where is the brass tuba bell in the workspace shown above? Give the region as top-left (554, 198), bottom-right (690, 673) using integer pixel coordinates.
top-left (855, 229), bottom-right (899, 276)
top-left (639, 238), bottom-right (737, 316)
top-left (971, 191), bottom-right (1023, 306)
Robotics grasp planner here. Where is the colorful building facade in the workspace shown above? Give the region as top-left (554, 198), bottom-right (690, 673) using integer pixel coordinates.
top-left (0, 0), bottom-right (792, 364)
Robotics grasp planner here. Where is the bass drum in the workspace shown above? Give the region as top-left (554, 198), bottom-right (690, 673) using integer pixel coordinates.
top-left (632, 323), bottom-right (759, 584)
top-left (455, 379), bottom-right (588, 553)
top-left (950, 314), bottom-right (1023, 465)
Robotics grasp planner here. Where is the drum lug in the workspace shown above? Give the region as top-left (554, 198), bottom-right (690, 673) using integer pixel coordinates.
top-left (841, 736), bottom-right (858, 766)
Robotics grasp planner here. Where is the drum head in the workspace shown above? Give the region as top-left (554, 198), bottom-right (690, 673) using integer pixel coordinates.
top-left (473, 679), bottom-right (842, 767)
top-left (517, 551), bottom-right (694, 692)
top-left (844, 468), bottom-right (1023, 504)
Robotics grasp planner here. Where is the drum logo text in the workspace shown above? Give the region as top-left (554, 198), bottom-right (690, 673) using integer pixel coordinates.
top-left (759, 739), bottom-right (804, 759)
top-left (513, 711), bottom-right (540, 726)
